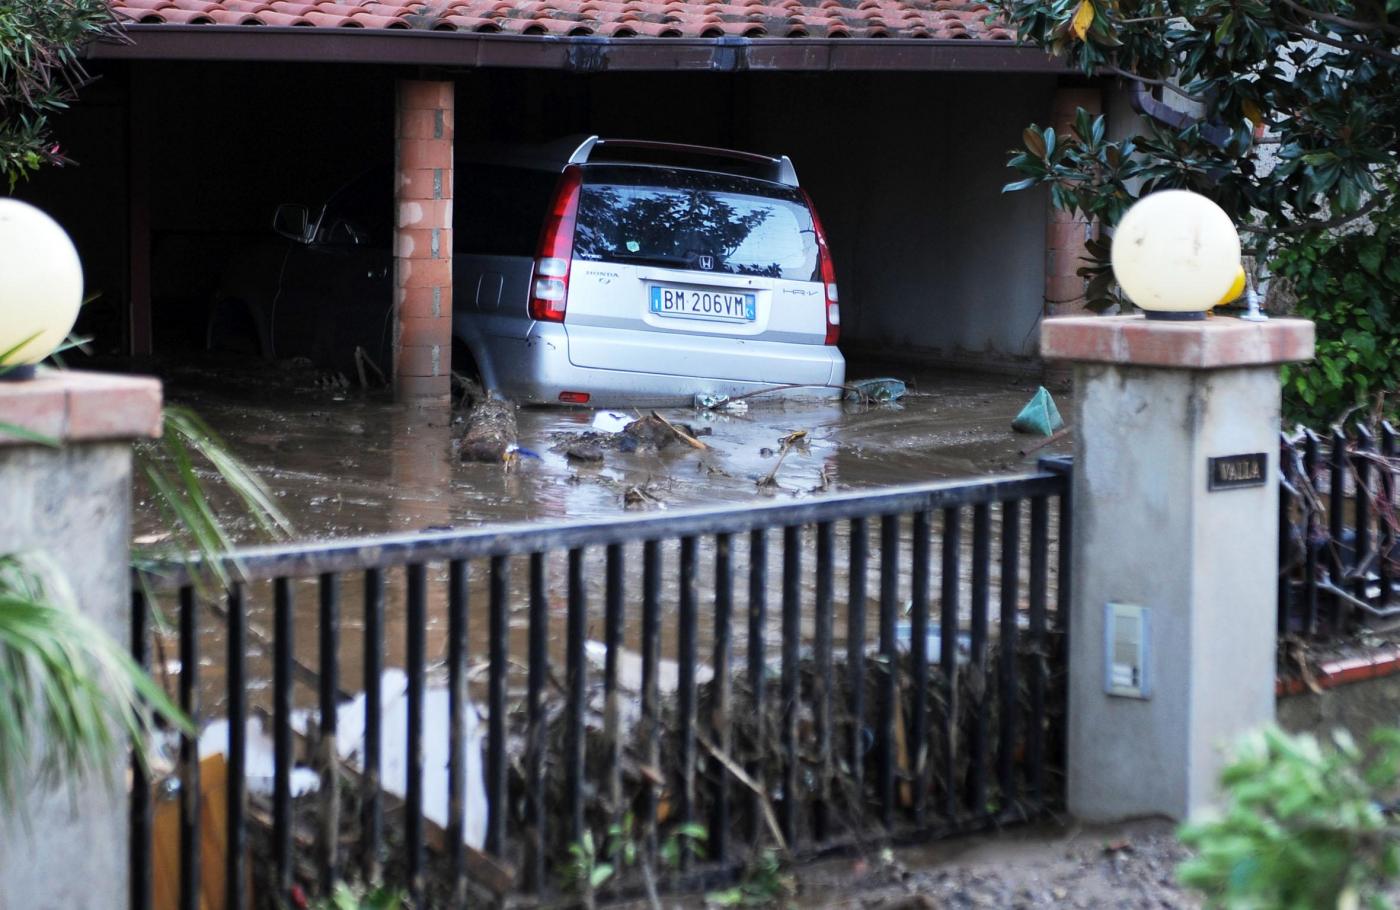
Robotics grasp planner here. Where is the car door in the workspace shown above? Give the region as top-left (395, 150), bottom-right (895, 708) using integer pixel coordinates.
top-left (273, 168), bottom-right (394, 373)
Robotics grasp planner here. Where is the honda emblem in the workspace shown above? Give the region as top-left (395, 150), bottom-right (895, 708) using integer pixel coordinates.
top-left (698, 255), bottom-right (714, 271)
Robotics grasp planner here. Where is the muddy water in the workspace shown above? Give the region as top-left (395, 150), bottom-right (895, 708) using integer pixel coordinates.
top-left (135, 363), bottom-right (1071, 714)
top-left (136, 364), bottom-right (1067, 539)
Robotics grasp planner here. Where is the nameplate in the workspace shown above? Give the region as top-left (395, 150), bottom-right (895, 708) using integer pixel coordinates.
top-left (1208, 453), bottom-right (1267, 490)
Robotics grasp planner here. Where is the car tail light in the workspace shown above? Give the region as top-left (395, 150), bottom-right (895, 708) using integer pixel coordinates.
top-left (559, 391), bottom-right (591, 404)
top-left (530, 166), bottom-right (583, 323)
top-left (803, 189), bottom-right (840, 345)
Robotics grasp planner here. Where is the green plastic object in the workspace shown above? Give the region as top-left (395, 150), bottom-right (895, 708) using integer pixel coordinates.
top-left (1011, 386), bottom-right (1064, 436)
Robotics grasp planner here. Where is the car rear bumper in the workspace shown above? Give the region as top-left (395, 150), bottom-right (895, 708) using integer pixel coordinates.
top-left (482, 323), bottom-right (846, 408)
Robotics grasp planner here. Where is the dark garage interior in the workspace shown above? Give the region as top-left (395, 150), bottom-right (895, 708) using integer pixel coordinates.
top-left (18, 57), bottom-right (1060, 377)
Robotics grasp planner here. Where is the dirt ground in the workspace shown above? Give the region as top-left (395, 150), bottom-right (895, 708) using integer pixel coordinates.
top-left (791, 819), bottom-right (1197, 910)
top-left (604, 818), bottom-right (1197, 909)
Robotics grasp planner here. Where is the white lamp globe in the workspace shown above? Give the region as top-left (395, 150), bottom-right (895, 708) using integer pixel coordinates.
top-left (0, 199), bottom-right (84, 372)
top-left (1110, 190), bottom-right (1241, 318)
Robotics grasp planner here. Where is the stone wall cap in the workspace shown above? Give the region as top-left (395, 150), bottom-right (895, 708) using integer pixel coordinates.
top-left (0, 369), bottom-right (162, 447)
top-left (1041, 314), bottom-right (1315, 369)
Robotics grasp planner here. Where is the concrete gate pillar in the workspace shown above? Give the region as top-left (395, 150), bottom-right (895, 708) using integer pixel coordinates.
top-left (1042, 315), bottom-right (1313, 821)
top-left (0, 371), bottom-right (163, 909)
top-left (394, 79), bottom-right (455, 403)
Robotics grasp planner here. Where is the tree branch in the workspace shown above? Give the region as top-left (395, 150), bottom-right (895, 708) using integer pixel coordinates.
top-left (1239, 193), bottom-right (1388, 235)
top-left (1282, 23), bottom-right (1400, 65)
top-left (1103, 64), bottom-right (1206, 103)
top-left (1277, 0), bottom-right (1400, 39)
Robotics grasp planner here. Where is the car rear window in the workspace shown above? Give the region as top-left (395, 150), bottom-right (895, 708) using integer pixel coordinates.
top-left (573, 165), bottom-right (819, 282)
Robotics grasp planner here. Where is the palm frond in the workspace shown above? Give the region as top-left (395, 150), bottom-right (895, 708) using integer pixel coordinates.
top-left (134, 405), bottom-right (296, 594)
top-left (0, 553), bottom-right (190, 814)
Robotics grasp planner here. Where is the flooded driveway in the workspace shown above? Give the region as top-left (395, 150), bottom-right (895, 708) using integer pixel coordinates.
top-left (134, 360), bottom-right (1070, 543)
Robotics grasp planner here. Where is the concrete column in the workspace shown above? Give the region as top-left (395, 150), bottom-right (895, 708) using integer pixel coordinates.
top-left (394, 79), bottom-right (455, 403)
top-left (1044, 87), bottom-right (1102, 319)
top-left (0, 370), bottom-right (163, 909)
top-left (1042, 315), bottom-right (1314, 821)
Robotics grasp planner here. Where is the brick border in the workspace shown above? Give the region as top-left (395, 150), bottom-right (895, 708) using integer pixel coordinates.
top-left (1277, 646), bottom-right (1400, 697)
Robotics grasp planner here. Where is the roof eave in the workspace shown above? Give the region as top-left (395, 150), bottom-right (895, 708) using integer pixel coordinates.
top-left (89, 25), bottom-right (1069, 73)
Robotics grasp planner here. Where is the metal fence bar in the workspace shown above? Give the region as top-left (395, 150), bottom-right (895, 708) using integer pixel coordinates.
top-left (1027, 496), bottom-right (1049, 806)
top-left (1279, 439), bottom-right (1294, 637)
top-left (319, 573), bottom-right (341, 896)
top-left (1329, 427), bottom-right (1348, 627)
top-left (447, 558), bottom-right (468, 904)
top-left (780, 525), bottom-right (801, 842)
top-left (486, 554), bottom-right (508, 856)
top-left (968, 504), bottom-right (991, 814)
top-left (1303, 432), bottom-right (1322, 633)
top-left (271, 579), bottom-right (290, 900)
top-left (847, 516), bottom-right (867, 824)
top-left (225, 583), bottom-right (247, 910)
top-left (526, 552), bottom-right (549, 893)
top-left (565, 547), bottom-right (587, 844)
top-left (678, 535), bottom-right (700, 858)
top-left (909, 510), bottom-right (930, 827)
top-left (180, 585), bottom-right (202, 910)
top-left (604, 542), bottom-right (625, 819)
top-left (877, 514), bottom-right (899, 828)
top-left (1382, 423), bottom-right (1397, 608)
top-left (405, 564), bottom-right (426, 901)
top-left (362, 567), bottom-right (384, 883)
top-left (939, 506), bottom-right (961, 821)
top-left (746, 528), bottom-right (767, 844)
top-left (710, 532), bottom-right (733, 863)
top-left (1355, 425), bottom-right (1374, 604)
top-left (997, 499), bottom-right (1021, 807)
top-left (130, 589), bottom-right (152, 910)
top-left (813, 520), bottom-right (835, 841)
top-left (641, 540), bottom-right (662, 859)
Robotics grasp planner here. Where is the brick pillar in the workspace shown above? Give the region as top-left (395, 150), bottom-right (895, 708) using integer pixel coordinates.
top-left (1044, 87), bottom-right (1103, 318)
top-left (394, 80), bottom-right (455, 402)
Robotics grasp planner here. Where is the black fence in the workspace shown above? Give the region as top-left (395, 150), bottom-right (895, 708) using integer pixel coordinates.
top-left (1279, 424), bottom-right (1400, 636)
top-left (129, 463), bottom-right (1071, 908)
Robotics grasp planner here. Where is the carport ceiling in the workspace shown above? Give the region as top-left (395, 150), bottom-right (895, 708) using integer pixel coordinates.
top-left (95, 0), bottom-right (1068, 72)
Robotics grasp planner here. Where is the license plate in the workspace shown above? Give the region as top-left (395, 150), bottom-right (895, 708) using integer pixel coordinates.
top-left (649, 286), bottom-right (756, 323)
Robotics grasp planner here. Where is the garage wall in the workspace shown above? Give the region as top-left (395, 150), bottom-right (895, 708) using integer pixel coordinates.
top-left (739, 72), bottom-right (1055, 364)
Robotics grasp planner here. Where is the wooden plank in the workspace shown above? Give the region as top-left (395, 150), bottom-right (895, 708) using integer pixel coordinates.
top-left (152, 755), bottom-right (234, 910)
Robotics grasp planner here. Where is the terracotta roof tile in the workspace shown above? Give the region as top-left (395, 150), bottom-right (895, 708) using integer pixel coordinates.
top-left (109, 0), bottom-right (1010, 38)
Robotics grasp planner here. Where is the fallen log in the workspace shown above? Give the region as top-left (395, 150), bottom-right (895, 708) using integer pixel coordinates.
top-left (458, 397), bottom-right (518, 464)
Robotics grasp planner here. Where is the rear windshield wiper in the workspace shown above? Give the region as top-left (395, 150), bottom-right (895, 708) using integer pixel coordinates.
top-left (603, 252), bottom-right (702, 269)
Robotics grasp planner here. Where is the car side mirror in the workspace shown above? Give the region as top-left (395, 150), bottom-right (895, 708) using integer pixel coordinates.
top-left (272, 203), bottom-right (310, 242)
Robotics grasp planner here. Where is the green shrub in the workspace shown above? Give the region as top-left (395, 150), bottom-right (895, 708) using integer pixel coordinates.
top-left (1274, 214), bottom-right (1400, 427)
top-left (1178, 725), bottom-right (1400, 909)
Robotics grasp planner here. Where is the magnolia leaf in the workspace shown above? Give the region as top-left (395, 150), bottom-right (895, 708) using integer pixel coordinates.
top-left (1070, 0), bottom-right (1094, 41)
top-left (1023, 126), bottom-right (1046, 159)
top-left (1242, 98), bottom-right (1264, 127)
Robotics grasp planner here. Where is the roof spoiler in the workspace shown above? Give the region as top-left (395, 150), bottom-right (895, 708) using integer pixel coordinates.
top-left (567, 136), bottom-right (799, 187)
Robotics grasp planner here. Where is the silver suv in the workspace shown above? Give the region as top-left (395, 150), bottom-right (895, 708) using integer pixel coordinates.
top-left (454, 137), bottom-right (845, 407)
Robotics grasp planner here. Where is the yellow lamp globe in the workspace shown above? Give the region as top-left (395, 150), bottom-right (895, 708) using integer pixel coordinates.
top-left (1110, 190), bottom-right (1241, 320)
top-left (0, 199), bottom-right (84, 377)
